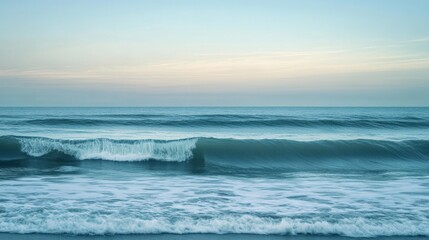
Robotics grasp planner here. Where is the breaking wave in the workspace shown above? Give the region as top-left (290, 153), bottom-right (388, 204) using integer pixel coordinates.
top-left (1, 136), bottom-right (429, 171)
top-left (16, 136), bottom-right (196, 162)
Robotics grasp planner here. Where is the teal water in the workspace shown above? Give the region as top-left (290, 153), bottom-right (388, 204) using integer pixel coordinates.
top-left (0, 107), bottom-right (429, 236)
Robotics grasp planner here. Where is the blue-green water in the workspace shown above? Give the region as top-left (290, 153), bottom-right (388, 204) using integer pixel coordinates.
top-left (0, 107), bottom-right (429, 236)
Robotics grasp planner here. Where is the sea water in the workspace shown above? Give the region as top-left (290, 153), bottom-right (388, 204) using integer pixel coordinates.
top-left (0, 107), bottom-right (428, 236)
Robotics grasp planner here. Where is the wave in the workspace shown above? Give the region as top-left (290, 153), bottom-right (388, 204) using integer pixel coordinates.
top-left (11, 116), bottom-right (429, 128)
top-left (1, 214), bottom-right (428, 236)
top-left (1, 136), bottom-right (429, 171)
top-left (10, 136), bottom-right (196, 162)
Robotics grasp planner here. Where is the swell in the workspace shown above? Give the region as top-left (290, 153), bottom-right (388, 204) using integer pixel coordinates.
top-left (9, 116), bottom-right (429, 128)
top-left (1, 136), bottom-right (429, 171)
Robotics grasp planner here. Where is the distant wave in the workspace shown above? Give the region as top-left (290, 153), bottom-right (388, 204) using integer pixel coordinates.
top-left (9, 116), bottom-right (429, 128)
top-left (1, 214), bottom-right (428, 236)
top-left (1, 136), bottom-right (429, 171)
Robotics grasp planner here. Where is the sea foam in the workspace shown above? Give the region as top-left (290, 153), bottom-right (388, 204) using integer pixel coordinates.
top-left (1, 214), bottom-right (428, 236)
top-left (18, 137), bottom-right (196, 162)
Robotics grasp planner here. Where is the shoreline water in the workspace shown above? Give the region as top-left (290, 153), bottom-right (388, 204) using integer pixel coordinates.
top-left (1, 234), bottom-right (428, 240)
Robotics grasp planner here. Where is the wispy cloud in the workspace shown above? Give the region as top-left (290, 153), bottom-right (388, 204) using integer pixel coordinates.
top-left (1, 38), bottom-right (428, 89)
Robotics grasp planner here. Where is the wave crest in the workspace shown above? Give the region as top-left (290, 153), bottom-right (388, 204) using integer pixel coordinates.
top-left (19, 137), bottom-right (196, 162)
top-left (1, 136), bottom-right (429, 171)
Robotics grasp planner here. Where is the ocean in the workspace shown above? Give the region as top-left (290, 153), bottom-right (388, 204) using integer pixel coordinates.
top-left (0, 107), bottom-right (429, 238)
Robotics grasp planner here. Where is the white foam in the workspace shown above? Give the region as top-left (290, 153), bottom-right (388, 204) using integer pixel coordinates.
top-left (2, 168), bottom-right (429, 237)
top-left (1, 214), bottom-right (428, 236)
top-left (18, 137), bottom-right (196, 162)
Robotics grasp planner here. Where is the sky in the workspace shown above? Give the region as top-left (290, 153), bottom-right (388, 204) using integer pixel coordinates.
top-left (0, 0), bottom-right (429, 106)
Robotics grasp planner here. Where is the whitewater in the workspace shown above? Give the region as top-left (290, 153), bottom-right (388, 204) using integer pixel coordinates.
top-left (1, 107), bottom-right (429, 237)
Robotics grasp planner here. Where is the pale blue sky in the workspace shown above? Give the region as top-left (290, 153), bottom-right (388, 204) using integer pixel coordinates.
top-left (1, 0), bottom-right (428, 106)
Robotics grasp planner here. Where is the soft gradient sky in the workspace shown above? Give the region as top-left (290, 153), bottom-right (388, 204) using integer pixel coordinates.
top-left (1, 0), bottom-right (429, 106)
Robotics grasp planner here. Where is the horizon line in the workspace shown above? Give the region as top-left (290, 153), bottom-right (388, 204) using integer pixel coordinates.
top-left (1, 106), bottom-right (428, 108)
